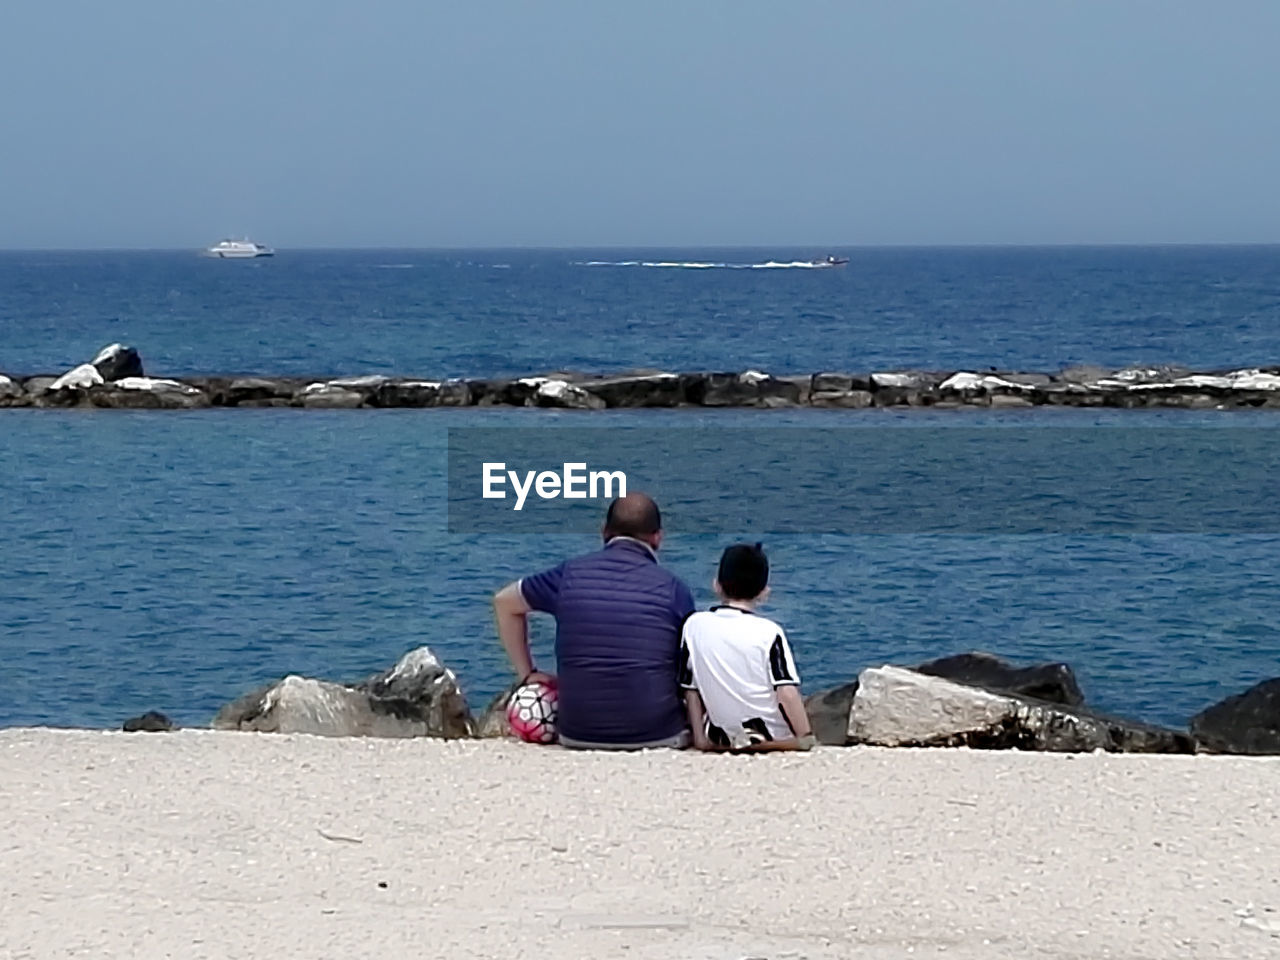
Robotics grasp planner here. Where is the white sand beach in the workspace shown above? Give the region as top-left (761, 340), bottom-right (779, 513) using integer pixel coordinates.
top-left (2, 729), bottom-right (1277, 960)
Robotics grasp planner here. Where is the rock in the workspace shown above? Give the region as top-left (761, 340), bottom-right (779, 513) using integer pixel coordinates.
top-left (1058, 365), bottom-right (1112, 385)
top-left (869, 370), bottom-right (944, 406)
top-left (474, 681), bottom-right (523, 738)
top-left (0, 375), bottom-right (27, 407)
top-left (1101, 364), bottom-right (1192, 387)
top-left (1189, 678), bottom-right (1280, 754)
top-left (21, 376), bottom-right (58, 394)
top-left (89, 387), bottom-right (210, 410)
top-left (471, 378), bottom-right (539, 406)
top-left (848, 665), bottom-right (1192, 753)
top-left (804, 680), bottom-right (860, 746)
top-left (91, 343), bottom-right (144, 381)
top-left (123, 710), bottom-right (174, 732)
top-left (353, 646), bottom-right (473, 738)
top-left (581, 373), bottom-right (684, 408)
top-left (687, 371), bottom-right (805, 407)
top-left (223, 377), bottom-right (299, 405)
top-left (526, 378), bottom-right (606, 410)
top-left (374, 380), bottom-right (443, 407)
top-left (48, 363), bottom-right (104, 391)
top-left (297, 383), bottom-right (366, 408)
top-left (213, 646), bottom-right (473, 738)
top-left (372, 378), bottom-right (471, 407)
top-left (434, 378), bottom-right (472, 406)
top-left (989, 394), bottom-right (1035, 408)
top-left (913, 652), bottom-right (1084, 705)
top-left (326, 375), bottom-right (392, 402)
top-left (810, 372), bottom-right (875, 408)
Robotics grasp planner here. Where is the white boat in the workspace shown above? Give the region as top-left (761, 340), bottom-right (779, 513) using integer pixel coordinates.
top-left (205, 238), bottom-right (274, 258)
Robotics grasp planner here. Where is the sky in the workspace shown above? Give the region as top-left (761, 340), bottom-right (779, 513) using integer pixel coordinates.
top-left (1, 1), bottom-right (1279, 248)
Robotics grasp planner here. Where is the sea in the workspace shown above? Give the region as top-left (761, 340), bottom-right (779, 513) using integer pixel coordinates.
top-left (3, 245), bottom-right (1280, 731)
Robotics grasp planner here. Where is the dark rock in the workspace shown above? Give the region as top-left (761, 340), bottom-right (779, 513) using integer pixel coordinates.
top-left (213, 646), bottom-right (473, 738)
top-left (123, 711), bottom-right (175, 732)
top-left (33, 387), bottom-right (92, 408)
top-left (474, 681), bottom-right (523, 739)
top-left (1189, 678), bottom-right (1280, 754)
top-left (221, 377), bottom-right (302, 405)
top-left (0, 375), bottom-right (28, 407)
top-left (686, 371), bottom-right (805, 407)
top-left (869, 371), bottom-right (945, 406)
top-left (91, 343), bottom-right (144, 381)
top-left (804, 680), bottom-right (860, 746)
top-left (374, 380), bottom-right (445, 407)
top-left (849, 666), bottom-right (1192, 753)
top-left (913, 652), bottom-right (1085, 706)
top-left (812, 372), bottom-right (873, 394)
top-left (471, 378), bottom-right (539, 406)
top-left (581, 373), bottom-right (684, 408)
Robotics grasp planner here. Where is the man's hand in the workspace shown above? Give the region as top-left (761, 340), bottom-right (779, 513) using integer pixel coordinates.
top-left (522, 670), bottom-right (556, 687)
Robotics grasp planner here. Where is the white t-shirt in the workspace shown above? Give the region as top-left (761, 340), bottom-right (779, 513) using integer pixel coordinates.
top-left (678, 605), bottom-right (801, 745)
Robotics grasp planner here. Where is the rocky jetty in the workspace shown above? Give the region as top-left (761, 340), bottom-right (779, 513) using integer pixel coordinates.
top-left (10, 344), bottom-right (1280, 411)
top-left (197, 646), bottom-right (1280, 756)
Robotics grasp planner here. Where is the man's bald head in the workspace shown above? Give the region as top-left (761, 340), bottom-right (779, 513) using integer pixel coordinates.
top-left (603, 492), bottom-right (663, 548)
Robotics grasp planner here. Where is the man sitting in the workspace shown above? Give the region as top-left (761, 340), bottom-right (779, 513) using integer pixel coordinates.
top-left (492, 493), bottom-right (695, 749)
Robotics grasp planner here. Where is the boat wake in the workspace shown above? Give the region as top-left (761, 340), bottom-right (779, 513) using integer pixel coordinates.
top-left (575, 259), bottom-right (840, 270)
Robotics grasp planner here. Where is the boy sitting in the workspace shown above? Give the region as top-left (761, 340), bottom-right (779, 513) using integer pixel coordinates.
top-left (678, 543), bottom-right (815, 752)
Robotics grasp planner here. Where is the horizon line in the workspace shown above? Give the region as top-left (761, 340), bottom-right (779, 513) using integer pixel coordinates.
top-left (2, 240), bottom-right (1280, 253)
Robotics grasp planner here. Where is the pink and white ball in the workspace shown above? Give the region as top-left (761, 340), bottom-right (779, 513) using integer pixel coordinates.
top-left (506, 680), bottom-right (559, 744)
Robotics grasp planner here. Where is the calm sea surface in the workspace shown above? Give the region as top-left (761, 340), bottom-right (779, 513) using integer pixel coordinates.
top-left (3, 247), bottom-right (1280, 730)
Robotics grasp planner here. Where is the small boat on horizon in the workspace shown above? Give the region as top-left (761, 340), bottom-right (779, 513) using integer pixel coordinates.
top-left (205, 238), bottom-right (274, 259)
top-left (812, 255), bottom-right (849, 267)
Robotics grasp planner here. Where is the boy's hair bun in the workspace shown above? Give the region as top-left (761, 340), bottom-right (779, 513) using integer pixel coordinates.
top-left (718, 542), bottom-right (769, 601)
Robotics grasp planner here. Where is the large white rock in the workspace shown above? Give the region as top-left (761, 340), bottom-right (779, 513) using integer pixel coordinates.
top-left (847, 665), bottom-right (1192, 753)
top-left (48, 363), bottom-right (104, 391)
top-left (849, 666), bottom-right (1016, 746)
top-left (939, 372), bottom-right (1030, 393)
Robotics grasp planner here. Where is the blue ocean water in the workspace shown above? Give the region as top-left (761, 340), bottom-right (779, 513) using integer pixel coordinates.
top-left (3, 247), bottom-right (1280, 731)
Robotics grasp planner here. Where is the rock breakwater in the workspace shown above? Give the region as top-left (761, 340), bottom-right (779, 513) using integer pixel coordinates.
top-left (139, 647), bottom-right (1280, 756)
top-left (10, 344), bottom-right (1280, 410)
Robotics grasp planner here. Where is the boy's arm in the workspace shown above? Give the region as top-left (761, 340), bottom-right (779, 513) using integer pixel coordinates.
top-left (776, 685), bottom-right (813, 741)
top-left (683, 689), bottom-right (715, 751)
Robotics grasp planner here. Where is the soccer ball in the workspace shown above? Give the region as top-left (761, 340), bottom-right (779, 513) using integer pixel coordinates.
top-left (506, 680), bottom-right (559, 744)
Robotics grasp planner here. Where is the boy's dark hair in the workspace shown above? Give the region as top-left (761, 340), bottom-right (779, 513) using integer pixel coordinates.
top-left (717, 542), bottom-right (769, 600)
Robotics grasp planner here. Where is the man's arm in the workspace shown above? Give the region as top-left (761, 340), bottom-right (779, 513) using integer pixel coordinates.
top-left (493, 581), bottom-right (552, 683)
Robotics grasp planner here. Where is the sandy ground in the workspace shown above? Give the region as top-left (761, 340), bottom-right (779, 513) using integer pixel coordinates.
top-left (1, 730), bottom-right (1278, 960)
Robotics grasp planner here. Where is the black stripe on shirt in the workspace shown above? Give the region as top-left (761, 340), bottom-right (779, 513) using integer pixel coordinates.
top-left (677, 639), bottom-right (696, 690)
top-left (769, 634), bottom-right (798, 686)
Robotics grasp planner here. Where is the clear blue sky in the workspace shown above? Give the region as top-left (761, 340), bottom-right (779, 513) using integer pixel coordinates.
top-left (2, 1), bottom-right (1278, 248)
